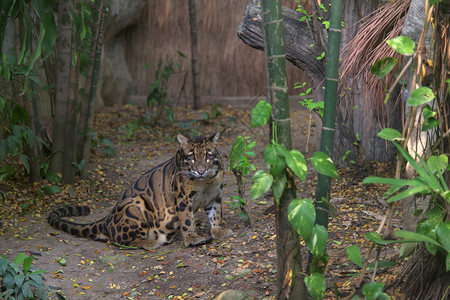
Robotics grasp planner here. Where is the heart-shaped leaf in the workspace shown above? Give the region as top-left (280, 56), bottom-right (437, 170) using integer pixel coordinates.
top-left (288, 198), bottom-right (315, 240)
top-left (251, 170), bottom-right (273, 200)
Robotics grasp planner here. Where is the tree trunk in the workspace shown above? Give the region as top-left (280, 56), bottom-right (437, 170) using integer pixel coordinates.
top-left (62, 0), bottom-right (82, 183)
top-left (51, 0), bottom-right (72, 175)
top-left (260, 0), bottom-right (310, 298)
top-left (314, 0), bottom-right (342, 236)
top-left (188, 0), bottom-right (200, 110)
top-left (78, 0), bottom-right (107, 176)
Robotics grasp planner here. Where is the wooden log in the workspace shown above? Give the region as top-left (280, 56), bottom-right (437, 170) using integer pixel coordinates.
top-left (237, 1), bottom-right (326, 88)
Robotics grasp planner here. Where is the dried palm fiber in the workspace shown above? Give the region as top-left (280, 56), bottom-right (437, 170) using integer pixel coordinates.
top-left (339, 0), bottom-right (411, 124)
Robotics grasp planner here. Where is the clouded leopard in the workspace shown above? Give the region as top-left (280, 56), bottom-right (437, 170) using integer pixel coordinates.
top-left (48, 132), bottom-right (232, 249)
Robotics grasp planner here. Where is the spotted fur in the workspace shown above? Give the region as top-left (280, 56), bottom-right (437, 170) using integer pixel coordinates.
top-left (47, 132), bottom-right (232, 249)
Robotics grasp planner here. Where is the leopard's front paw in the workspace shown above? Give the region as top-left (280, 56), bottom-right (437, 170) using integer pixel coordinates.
top-left (212, 227), bottom-right (233, 240)
top-left (184, 234), bottom-right (212, 247)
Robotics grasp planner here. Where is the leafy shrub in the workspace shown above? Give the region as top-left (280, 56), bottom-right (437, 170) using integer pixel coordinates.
top-left (0, 253), bottom-right (49, 299)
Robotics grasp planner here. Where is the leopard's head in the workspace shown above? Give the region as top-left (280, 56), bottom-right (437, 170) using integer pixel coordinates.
top-left (176, 132), bottom-right (222, 179)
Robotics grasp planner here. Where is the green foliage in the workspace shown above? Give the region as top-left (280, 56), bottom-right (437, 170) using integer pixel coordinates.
top-left (0, 253), bottom-right (49, 299)
top-left (250, 100), bottom-right (272, 127)
top-left (346, 245), bottom-right (363, 268)
top-left (146, 52), bottom-right (185, 125)
top-left (386, 36), bottom-right (415, 55)
top-left (228, 135), bottom-right (256, 221)
top-left (407, 86), bottom-right (435, 106)
top-left (286, 150), bottom-right (307, 181)
top-left (118, 118), bottom-right (145, 141)
top-left (377, 128), bottom-right (402, 141)
top-left (363, 137), bottom-right (450, 271)
top-left (249, 99), bottom-right (339, 299)
top-left (288, 198), bottom-right (315, 240)
top-left (251, 170), bottom-right (273, 200)
top-left (371, 57), bottom-right (397, 79)
top-left (229, 136), bottom-right (256, 175)
top-left (0, 105), bottom-right (46, 182)
top-left (311, 151), bottom-right (339, 179)
top-left (363, 142), bottom-right (449, 203)
top-left (0, 0), bottom-right (56, 182)
top-left (202, 102), bottom-right (223, 125)
top-left (304, 272), bottom-right (326, 300)
top-left (422, 105), bottom-right (439, 131)
top-left (90, 131), bottom-right (115, 156)
top-left (362, 282), bottom-right (390, 300)
top-left (295, 81), bottom-right (324, 118)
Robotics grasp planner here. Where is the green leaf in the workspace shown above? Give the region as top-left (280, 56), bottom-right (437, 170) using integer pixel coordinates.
top-left (229, 136), bottom-right (245, 168)
top-left (0, 164), bottom-right (16, 182)
top-left (45, 172), bottom-right (61, 183)
top-left (271, 172), bottom-right (286, 203)
top-left (288, 198), bottom-right (315, 240)
top-left (251, 100), bottom-right (272, 127)
top-left (22, 281), bottom-right (33, 298)
top-left (371, 57), bottom-right (397, 79)
top-left (0, 139), bottom-right (6, 160)
top-left (286, 150), bottom-right (307, 181)
top-left (251, 170), bottom-right (273, 200)
top-left (365, 231), bottom-right (397, 246)
top-left (422, 118), bottom-right (439, 131)
top-left (394, 230), bottom-right (442, 247)
top-left (304, 272), bottom-right (326, 300)
top-left (14, 253), bottom-right (28, 265)
top-left (346, 245), bottom-right (363, 268)
top-left (430, 0), bottom-right (444, 6)
top-left (26, 22), bottom-right (45, 75)
top-left (423, 105), bottom-right (437, 119)
top-left (56, 257), bottom-right (66, 266)
top-left (437, 221), bottom-right (450, 251)
top-left (367, 260), bottom-right (396, 271)
top-left (264, 143), bottom-right (286, 176)
top-left (14, 273), bottom-right (25, 288)
top-left (22, 255), bottom-right (33, 274)
top-left (407, 87), bottom-right (435, 106)
top-left (377, 128), bottom-right (401, 141)
top-left (386, 36), bottom-right (415, 55)
top-left (311, 151), bottom-right (338, 179)
top-left (103, 145), bottom-right (116, 156)
top-left (417, 219), bottom-right (438, 255)
top-left (362, 282), bottom-right (386, 300)
top-left (28, 272), bottom-right (44, 286)
top-left (446, 252), bottom-right (450, 272)
top-left (306, 224), bottom-right (328, 256)
top-left (387, 185), bottom-right (430, 203)
top-left (427, 155), bottom-right (448, 175)
top-left (42, 185), bottom-right (62, 195)
top-left (20, 154), bottom-right (30, 174)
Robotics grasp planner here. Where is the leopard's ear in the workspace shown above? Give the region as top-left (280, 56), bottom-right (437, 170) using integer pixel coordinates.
top-left (177, 134), bottom-right (189, 150)
top-left (209, 132), bottom-right (220, 147)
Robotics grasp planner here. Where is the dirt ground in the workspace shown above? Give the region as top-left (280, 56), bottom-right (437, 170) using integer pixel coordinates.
top-left (0, 100), bottom-right (400, 299)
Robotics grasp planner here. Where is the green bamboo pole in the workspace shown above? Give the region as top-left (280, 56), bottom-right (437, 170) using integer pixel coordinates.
top-left (314, 0), bottom-right (343, 229)
top-left (261, 1), bottom-right (310, 299)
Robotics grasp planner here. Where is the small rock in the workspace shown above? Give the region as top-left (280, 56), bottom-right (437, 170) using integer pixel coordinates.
top-left (216, 290), bottom-right (247, 300)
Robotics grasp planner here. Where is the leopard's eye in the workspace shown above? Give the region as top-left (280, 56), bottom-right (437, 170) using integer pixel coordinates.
top-left (187, 152), bottom-right (195, 160)
top-left (206, 152), bottom-right (214, 161)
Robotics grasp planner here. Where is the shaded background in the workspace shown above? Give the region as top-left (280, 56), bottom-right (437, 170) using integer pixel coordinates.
top-left (99, 0), bottom-right (308, 106)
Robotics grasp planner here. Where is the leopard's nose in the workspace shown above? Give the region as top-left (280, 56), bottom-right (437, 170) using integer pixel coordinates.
top-left (197, 169), bottom-right (206, 175)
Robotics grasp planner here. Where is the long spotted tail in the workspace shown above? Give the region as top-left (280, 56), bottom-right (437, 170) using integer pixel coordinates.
top-left (47, 206), bottom-right (108, 242)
